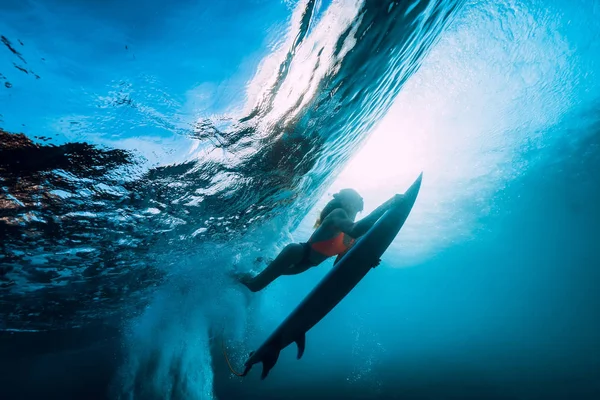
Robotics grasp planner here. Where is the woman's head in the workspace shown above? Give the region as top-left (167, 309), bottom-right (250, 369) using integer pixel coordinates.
top-left (314, 188), bottom-right (363, 228)
top-left (333, 188), bottom-right (364, 214)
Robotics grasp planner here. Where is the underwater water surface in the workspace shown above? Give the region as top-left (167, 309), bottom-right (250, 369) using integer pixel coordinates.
top-left (1, 0), bottom-right (599, 399)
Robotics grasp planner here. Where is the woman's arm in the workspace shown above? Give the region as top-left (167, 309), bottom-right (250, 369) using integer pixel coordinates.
top-left (325, 194), bottom-right (404, 238)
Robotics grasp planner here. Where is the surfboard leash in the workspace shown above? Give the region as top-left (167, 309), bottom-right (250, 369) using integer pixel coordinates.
top-left (221, 335), bottom-right (246, 377)
top-left (221, 328), bottom-right (255, 377)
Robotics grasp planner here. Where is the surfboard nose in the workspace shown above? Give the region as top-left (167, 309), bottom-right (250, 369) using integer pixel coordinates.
top-left (406, 172), bottom-right (423, 198)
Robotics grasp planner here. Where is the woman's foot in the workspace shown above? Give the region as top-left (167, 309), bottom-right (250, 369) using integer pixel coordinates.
top-left (231, 271), bottom-right (259, 292)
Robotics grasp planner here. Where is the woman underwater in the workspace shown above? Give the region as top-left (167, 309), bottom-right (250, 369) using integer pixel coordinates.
top-left (236, 189), bottom-right (405, 292)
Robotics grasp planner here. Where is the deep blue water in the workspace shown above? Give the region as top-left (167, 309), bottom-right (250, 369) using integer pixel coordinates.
top-left (1, 0), bottom-right (599, 399)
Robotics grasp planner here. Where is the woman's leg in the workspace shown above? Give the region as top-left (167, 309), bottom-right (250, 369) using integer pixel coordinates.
top-left (280, 261), bottom-right (313, 275)
top-left (240, 243), bottom-right (308, 292)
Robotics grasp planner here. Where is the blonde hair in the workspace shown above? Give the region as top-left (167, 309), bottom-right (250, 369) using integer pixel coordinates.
top-left (314, 189), bottom-right (361, 228)
top-left (313, 197), bottom-right (344, 228)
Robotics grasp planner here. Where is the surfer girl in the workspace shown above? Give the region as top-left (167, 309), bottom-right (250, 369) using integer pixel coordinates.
top-left (236, 189), bottom-right (405, 292)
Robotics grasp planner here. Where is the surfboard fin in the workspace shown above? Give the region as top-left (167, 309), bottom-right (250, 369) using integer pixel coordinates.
top-left (260, 346), bottom-right (281, 380)
top-left (295, 334), bottom-right (306, 359)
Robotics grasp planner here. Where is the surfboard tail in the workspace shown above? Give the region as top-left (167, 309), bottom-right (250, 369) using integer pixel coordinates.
top-left (242, 344), bottom-right (282, 380)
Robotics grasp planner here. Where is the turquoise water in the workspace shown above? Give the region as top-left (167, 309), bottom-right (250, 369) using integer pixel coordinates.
top-left (1, 0), bottom-right (599, 399)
